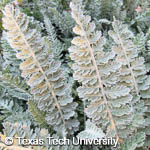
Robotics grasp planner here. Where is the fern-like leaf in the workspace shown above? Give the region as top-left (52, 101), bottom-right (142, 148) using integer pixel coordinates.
top-left (109, 19), bottom-right (150, 130)
top-left (109, 19), bottom-right (139, 95)
top-left (69, 0), bottom-right (133, 141)
top-left (2, 3), bottom-right (79, 135)
top-left (77, 120), bottom-right (105, 139)
top-left (28, 99), bottom-right (49, 128)
top-left (43, 14), bottom-right (64, 60)
top-left (120, 132), bottom-right (145, 150)
top-left (1, 31), bottom-right (21, 75)
top-left (0, 73), bottom-right (30, 100)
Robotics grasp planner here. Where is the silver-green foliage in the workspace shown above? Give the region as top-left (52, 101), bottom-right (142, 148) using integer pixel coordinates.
top-left (120, 132), bottom-right (145, 150)
top-left (77, 120), bottom-right (105, 139)
top-left (1, 121), bottom-right (50, 150)
top-left (1, 37), bottom-right (21, 75)
top-left (43, 14), bottom-right (64, 60)
top-left (109, 19), bottom-right (150, 131)
top-left (0, 87), bottom-right (33, 125)
top-left (1, 121), bottom-right (80, 150)
top-left (0, 73), bottom-right (30, 100)
top-left (86, 0), bottom-right (123, 20)
top-left (2, 3), bottom-right (79, 135)
top-left (69, 0), bottom-right (134, 140)
top-left (1, 0), bottom-right (150, 149)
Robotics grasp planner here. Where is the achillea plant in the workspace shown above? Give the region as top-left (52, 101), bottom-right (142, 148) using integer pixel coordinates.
top-left (1, 0), bottom-right (150, 149)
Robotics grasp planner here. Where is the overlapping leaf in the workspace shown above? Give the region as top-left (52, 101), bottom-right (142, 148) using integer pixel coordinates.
top-left (69, 0), bottom-right (134, 140)
top-left (2, 3), bottom-right (79, 135)
top-left (109, 19), bottom-right (150, 131)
